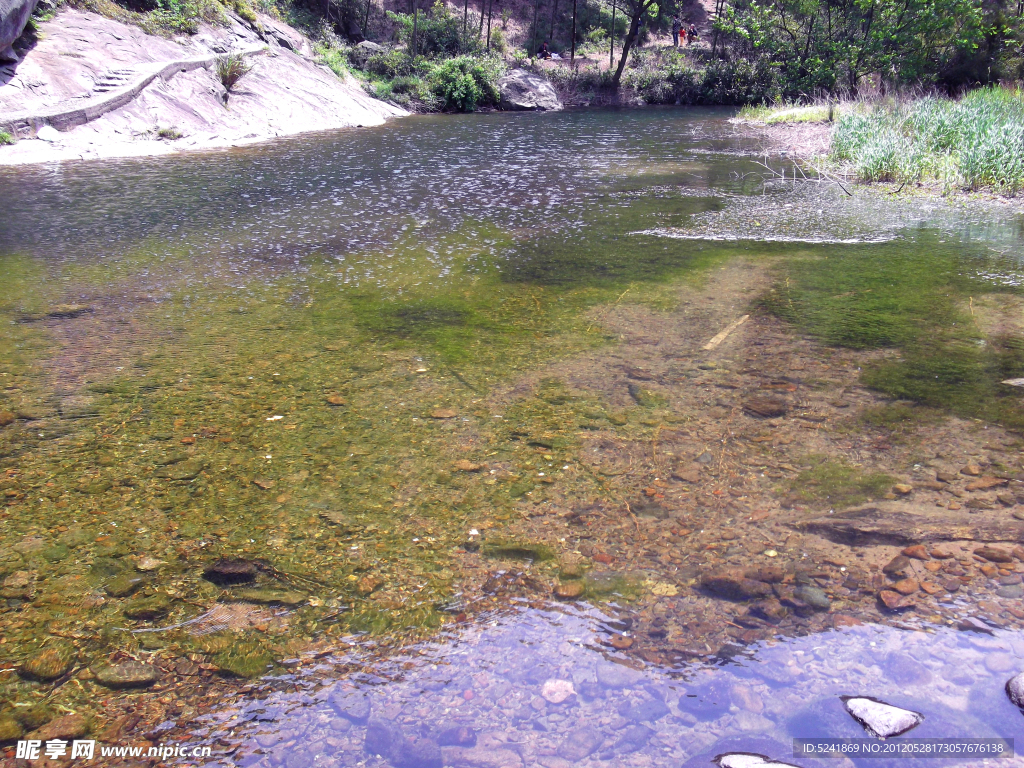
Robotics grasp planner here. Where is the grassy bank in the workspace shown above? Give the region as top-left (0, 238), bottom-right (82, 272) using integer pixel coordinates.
top-left (741, 88), bottom-right (1024, 196)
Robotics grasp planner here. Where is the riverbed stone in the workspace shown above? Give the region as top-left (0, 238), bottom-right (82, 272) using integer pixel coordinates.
top-left (701, 568), bottom-right (771, 600)
top-left (93, 661), bottom-right (160, 689)
top-left (27, 713), bottom-right (90, 741)
top-left (596, 662), bottom-right (643, 689)
top-left (793, 584), bottom-right (831, 610)
top-left (329, 688), bottom-right (371, 723)
top-left (18, 644), bottom-right (74, 680)
top-left (123, 594), bottom-right (171, 620)
top-left (1006, 671), bottom-right (1024, 710)
top-left (498, 69), bottom-right (562, 111)
top-left (557, 727), bottom-right (603, 761)
top-left (106, 575), bottom-right (145, 597)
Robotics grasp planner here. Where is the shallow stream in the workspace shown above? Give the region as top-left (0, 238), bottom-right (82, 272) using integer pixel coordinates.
top-left (3, 108), bottom-right (1024, 766)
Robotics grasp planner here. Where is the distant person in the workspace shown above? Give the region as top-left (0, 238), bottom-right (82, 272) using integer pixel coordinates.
top-left (538, 41), bottom-right (551, 59)
top-left (687, 24), bottom-right (699, 45)
top-left (671, 15), bottom-right (682, 47)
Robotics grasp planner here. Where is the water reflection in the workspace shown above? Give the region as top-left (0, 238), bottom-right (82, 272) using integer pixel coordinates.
top-left (183, 600), bottom-right (1023, 768)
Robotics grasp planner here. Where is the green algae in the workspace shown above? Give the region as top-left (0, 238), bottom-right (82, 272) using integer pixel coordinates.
top-left (762, 238), bottom-right (1024, 428)
top-left (790, 455), bottom-right (894, 509)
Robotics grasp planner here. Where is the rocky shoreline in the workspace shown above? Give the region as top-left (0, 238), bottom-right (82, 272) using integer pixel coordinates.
top-left (0, 8), bottom-right (406, 166)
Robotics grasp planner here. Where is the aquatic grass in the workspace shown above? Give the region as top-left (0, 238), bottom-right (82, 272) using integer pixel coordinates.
top-left (790, 456), bottom-right (894, 508)
top-left (829, 87), bottom-right (1024, 193)
top-left (762, 238), bottom-right (1024, 427)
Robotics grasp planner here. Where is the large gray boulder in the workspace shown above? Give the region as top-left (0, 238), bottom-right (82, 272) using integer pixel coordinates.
top-left (498, 69), bottom-right (562, 111)
top-left (0, 0), bottom-right (36, 62)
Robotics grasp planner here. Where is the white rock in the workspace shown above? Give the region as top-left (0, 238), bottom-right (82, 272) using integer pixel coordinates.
top-left (842, 696), bottom-right (923, 738)
top-left (1005, 671), bottom-right (1024, 709)
top-left (36, 125), bottom-right (61, 142)
top-left (540, 678), bottom-right (574, 703)
top-left (714, 753), bottom-right (799, 768)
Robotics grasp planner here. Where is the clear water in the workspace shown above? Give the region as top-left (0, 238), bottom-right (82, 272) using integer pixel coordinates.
top-left (2, 107), bottom-right (1024, 766)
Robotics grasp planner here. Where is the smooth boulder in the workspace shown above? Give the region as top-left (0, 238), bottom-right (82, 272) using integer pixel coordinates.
top-left (1006, 671), bottom-right (1024, 710)
top-left (0, 0), bottom-right (35, 62)
top-left (842, 696), bottom-right (923, 738)
top-left (498, 69), bottom-right (562, 111)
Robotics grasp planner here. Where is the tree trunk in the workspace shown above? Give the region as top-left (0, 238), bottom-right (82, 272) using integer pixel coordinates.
top-left (464, 0), bottom-right (469, 36)
top-left (531, 0), bottom-right (541, 56)
top-left (486, 0), bottom-right (494, 48)
top-left (411, 0), bottom-right (419, 56)
top-left (364, 0), bottom-right (372, 38)
top-left (548, 0), bottom-right (559, 47)
top-left (611, 1), bottom-right (645, 87)
top-left (609, 0), bottom-right (616, 67)
top-left (569, 0), bottom-right (578, 64)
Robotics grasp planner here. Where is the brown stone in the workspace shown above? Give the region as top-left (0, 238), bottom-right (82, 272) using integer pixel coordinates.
top-left (893, 484), bottom-right (913, 495)
top-left (454, 459), bottom-right (482, 472)
top-left (882, 555), bottom-right (912, 576)
top-left (28, 714), bottom-right (90, 741)
top-left (608, 635), bottom-right (634, 650)
top-left (943, 578), bottom-right (961, 592)
top-left (701, 569), bottom-right (772, 600)
top-left (356, 575), bottom-right (383, 595)
top-left (832, 614), bottom-right (863, 628)
top-left (931, 548), bottom-right (953, 559)
top-left (0, 411), bottom-right (14, 427)
top-left (553, 581), bottom-right (585, 600)
top-left (325, 394), bottom-right (347, 406)
top-left (976, 546), bottom-right (1013, 563)
top-left (742, 397), bottom-right (788, 418)
top-left (965, 476), bottom-right (1007, 491)
top-left (962, 463), bottom-right (983, 476)
top-left (893, 578), bottom-right (919, 595)
top-left (879, 590), bottom-right (915, 611)
top-left (748, 599), bottom-right (787, 624)
top-left (980, 564), bottom-right (999, 578)
top-left (923, 561), bottom-right (942, 572)
top-left (430, 408), bottom-right (457, 419)
top-left (902, 544), bottom-right (930, 560)
top-left (920, 581), bottom-right (942, 595)
top-left (745, 566), bottom-right (786, 583)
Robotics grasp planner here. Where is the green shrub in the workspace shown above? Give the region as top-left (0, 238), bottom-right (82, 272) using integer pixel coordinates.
top-left (216, 52), bottom-right (254, 91)
top-left (0, 130), bottom-right (14, 146)
top-left (317, 43), bottom-right (350, 79)
top-left (426, 55), bottom-right (503, 112)
top-left (363, 48), bottom-right (413, 79)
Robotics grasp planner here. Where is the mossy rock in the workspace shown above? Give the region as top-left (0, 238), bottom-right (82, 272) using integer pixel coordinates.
top-left (14, 704), bottom-right (54, 730)
top-left (0, 717), bottom-right (24, 744)
top-left (481, 542), bottom-right (554, 562)
top-left (90, 557), bottom-right (125, 578)
top-left (18, 644), bottom-right (75, 681)
top-left (59, 528), bottom-right (93, 548)
top-left (229, 588), bottom-right (306, 606)
top-left (213, 641), bottom-right (274, 678)
top-left (41, 544), bottom-right (70, 563)
top-left (123, 594), bottom-right (171, 620)
top-left (105, 576), bottom-right (145, 598)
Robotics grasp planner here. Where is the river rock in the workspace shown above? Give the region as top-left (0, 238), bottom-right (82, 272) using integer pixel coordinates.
top-left (123, 594), bottom-right (171, 620)
top-left (742, 397), bottom-right (788, 418)
top-left (713, 755), bottom-right (799, 768)
top-left (437, 726), bottom-right (477, 747)
top-left (106, 575), bottom-right (145, 597)
top-left (92, 661), bottom-right (160, 689)
top-left (975, 546), bottom-right (1013, 563)
top-left (557, 727), bottom-right (603, 760)
top-left (541, 678), bottom-right (575, 703)
top-left (553, 580), bottom-right (584, 599)
top-left (842, 696), bottom-right (923, 738)
top-left (619, 697), bottom-right (669, 722)
top-left (330, 688), bottom-right (372, 723)
top-left (596, 662), bottom-right (643, 689)
top-left (702, 569), bottom-right (771, 600)
top-left (0, 0), bottom-right (36, 62)
top-left (365, 719), bottom-right (441, 768)
top-left (350, 39), bottom-right (382, 65)
top-left (18, 645), bottom-right (74, 680)
top-left (793, 585), bottom-right (830, 610)
top-left (1006, 671), bottom-right (1024, 710)
top-left (0, 716), bottom-right (24, 743)
top-left (498, 69), bottom-right (562, 111)
top-left (27, 713), bottom-right (89, 741)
